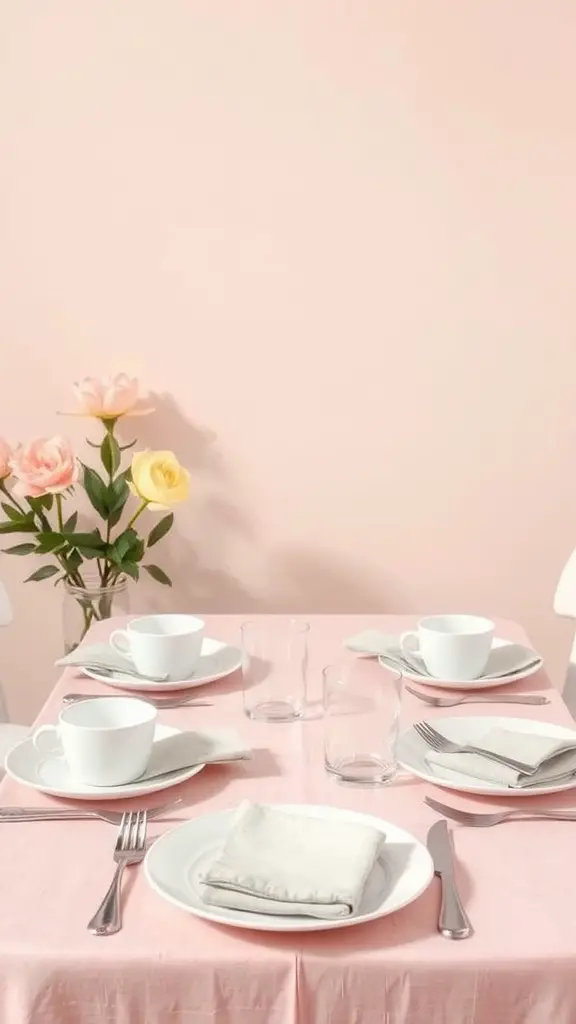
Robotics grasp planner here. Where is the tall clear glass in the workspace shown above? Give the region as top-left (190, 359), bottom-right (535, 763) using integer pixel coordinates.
top-left (241, 619), bottom-right (309, 722)
top-left (323, 659), bottom-right (402, 785)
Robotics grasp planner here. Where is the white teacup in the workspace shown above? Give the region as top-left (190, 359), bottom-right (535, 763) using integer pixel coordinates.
top-left (32, 697), bottom-right (157, 787)
top-left (400, 614), bottom-right (495, 681)
top-left (110, 614), bottom-right (205, 681)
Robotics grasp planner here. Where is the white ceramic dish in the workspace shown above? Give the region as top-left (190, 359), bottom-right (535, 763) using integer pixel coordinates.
top-left (397, 716), bottom-right (576, 796)
top-left (6, 723), bottom-right (205, 800)
top-left (83, 638), bottom-right (242, 692)
top-left (144, 803), bottom-right (434, 932)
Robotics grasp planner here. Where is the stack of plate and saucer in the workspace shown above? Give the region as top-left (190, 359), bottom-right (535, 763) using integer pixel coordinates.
top-left (56, 613), bottom-right (243, 693)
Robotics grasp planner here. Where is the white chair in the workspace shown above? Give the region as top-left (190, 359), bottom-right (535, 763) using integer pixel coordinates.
top-left (0, 582), bottom-right (29, 774)
top-left (554, 549), bottom-right (576, 716)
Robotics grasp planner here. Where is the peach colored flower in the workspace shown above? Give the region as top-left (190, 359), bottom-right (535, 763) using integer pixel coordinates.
top-left (9, 437), bottom-right (79, 497)
top-left (65, 373), bottom-right (153, 419)
top-left (0, 439), bottom-right (13, 480)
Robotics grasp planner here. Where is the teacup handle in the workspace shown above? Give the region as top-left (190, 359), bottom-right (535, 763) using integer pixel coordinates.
top-left (32, 724), bottom-right (62, 756)
top-left (399, 631), bottom-right (421, 658)
top-left (109, 630), bottom-right (134, 662)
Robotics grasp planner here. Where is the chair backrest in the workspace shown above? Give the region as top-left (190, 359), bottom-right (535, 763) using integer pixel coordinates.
top-left (554, 548), bottom-right (576, 715)
top-left (0, 581), bottom-right (12, 627)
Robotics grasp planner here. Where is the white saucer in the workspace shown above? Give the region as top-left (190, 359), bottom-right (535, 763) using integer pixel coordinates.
top-left (6, 724), bottom-right (205, 800)
top-left (397, 716), bottom-right (576, 796)
top-left (83, 638), bottom-right (242, 692)
top-left (380, 638), bottom-right (543, 690)
top-left (144, 803), bottom-right (434, 933)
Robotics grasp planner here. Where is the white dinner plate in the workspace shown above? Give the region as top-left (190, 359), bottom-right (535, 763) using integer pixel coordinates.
top-left (144, 803), bottom-right (434, 932)
top-left (6, 724), bottom-right (205, 800)
top-left (379, 637), bottom-right (543, 690)
top-left (82, 638), bottom-right (242, 692)
top-left (397, 716), bottom-right (576, 796)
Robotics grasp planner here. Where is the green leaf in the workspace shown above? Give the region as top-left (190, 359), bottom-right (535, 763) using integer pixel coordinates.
top-left (131, 537), bottom-right (145, 562)
top-left (74, 546), bottom-right (102, 560)
top-left (64, 530), bottom-right (105, 559)
top-left (62, 549), bottom-right (82, 575)
top-left (35, 533), bottom-right (67, 553)
top-left (0, 521), bottom-right (37, 534)
top-left (106, 477), bottom-right (130, 528)
top-left (65, 530), bottom-right (104, 548)
top-left (25, 564), bottom-right (60, 583)
top-left (1, 503), bottom-right (23, 522)
top-left (107, 476), bottom-right (129, 513)
top-left (147, 513), bottom-right (173, 548)
top-left (121, 467), bottom-right (132, 484)
top-left (100, 433), bottom-right (121, 477)
top-left (83, 466), bottom-right (109, 519)
top-left (4, 542), bottom-right (37, 555)
top-left (121, 561), bottom-right (140, 582)
top-left (143, 564), bottom-right (172, 586)
top-left (63, 511), bottom-right (78, 533)
top-left (27, 494), bottom-right (54, 513)
top-left (110, 528), bottom-right (137, 563)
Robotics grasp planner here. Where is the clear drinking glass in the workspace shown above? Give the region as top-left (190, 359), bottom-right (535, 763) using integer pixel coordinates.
top-left (241, 619), bottom-right (309, 722)
top-left (323, 659), bottom-right (402, 785)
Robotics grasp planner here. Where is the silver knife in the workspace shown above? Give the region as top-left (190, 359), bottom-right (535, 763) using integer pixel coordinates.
top-left (426, 819), bottom-right (473, 939)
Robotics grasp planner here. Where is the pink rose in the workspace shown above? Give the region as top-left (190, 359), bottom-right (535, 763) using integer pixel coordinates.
top-left (0, 439), bottom-right (13, 480)
top-left (10, 437), bottom-right (79, 497)
top-left (71, 373), bottom-right (147, 418)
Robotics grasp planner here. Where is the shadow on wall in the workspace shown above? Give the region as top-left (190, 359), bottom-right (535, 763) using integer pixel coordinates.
top-left (117, 392), bottom-right (400, 615)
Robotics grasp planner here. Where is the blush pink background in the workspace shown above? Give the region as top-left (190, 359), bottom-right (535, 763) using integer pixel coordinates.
top-left (1, 1), bottom-right (576, 722)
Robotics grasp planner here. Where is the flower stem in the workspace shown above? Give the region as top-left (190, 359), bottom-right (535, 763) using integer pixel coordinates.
top-left (56, 493), bottom-right (64, 532)
top-left (0, 480), bottom-right (26, 516)
top-left (126, 500), bottom-right (149, 530)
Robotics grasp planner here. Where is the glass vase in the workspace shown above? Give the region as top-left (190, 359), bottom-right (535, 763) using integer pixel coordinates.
top-left (62, 574), bottom-right (130, 653)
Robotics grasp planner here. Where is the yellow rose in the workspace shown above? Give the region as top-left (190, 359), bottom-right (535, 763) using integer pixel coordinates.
top-left (130, 450), bottom-right (190, 509)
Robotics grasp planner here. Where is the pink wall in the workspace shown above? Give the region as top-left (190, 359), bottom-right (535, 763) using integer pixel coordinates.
top-left (2, 1), bottom-right (576, 722)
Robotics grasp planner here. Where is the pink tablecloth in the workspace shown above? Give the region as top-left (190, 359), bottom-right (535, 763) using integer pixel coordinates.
top-left (0, 614), bottom-right (575, 1024)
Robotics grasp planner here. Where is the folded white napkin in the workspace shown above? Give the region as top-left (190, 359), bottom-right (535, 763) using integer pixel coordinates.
top-left (201, 801), bottom-right (383, 919)
top-left (425, 727), bottom-right (576, 788)
top-left (135, 729), bottom-right (251, 783)
top-left (56, 643), bottom-right (136, 674)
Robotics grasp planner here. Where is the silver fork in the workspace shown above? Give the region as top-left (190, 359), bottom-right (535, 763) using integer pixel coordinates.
top-left (0, 797), bottom-right (181, 824)
top-left (405, 684), bottom-right (549, 708)
top-left (63, 692), bottom-right (214, 709)
top-left (77, 663), bottom-right (169, 683)
top-left (87, 810), bottom-right (148, 935)
top-left (425, 795), bottom-right (576, 825)
top-left (413, 720), bottom-right (537, 774)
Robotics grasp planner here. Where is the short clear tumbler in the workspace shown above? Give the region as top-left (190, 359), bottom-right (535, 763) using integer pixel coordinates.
top-left (241, 618), bottom-right (309, 722)
top-left (323, 659), bottom-right (402, 784)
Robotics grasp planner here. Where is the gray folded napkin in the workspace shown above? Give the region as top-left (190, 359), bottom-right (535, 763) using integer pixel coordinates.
top-left (426, 727), bottom-right (576, 788)
top-left (200, 801), bottom-right (383, 919)
top-left (56, 643), bottom-right (139, 675)
top-left (137, 729), bottom-right (251, 782)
